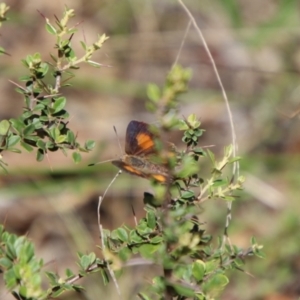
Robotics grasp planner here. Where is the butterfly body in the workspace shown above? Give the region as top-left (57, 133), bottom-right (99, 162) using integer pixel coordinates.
top-left (112, 120), bottom-right (170, 183)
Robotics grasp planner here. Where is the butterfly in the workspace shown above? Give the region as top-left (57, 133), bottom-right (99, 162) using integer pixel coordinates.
top-left (111, 120), bottom-right (171, 183)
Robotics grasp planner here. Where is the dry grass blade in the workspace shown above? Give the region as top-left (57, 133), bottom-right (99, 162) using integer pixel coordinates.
top-left (172, 20), bottom-right (192, 68)
top-left (97, 170), bottom-right (122, 297)
top-left (177, 0), bottom-right (239, 250)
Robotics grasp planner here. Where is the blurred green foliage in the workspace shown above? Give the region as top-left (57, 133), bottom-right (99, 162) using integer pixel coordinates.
top-left (0, 1), bottom-right (299, 300)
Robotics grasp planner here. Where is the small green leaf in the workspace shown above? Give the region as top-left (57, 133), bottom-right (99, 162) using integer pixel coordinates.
top-left (49, 127), bottom-right (60, 140)
top-left (203, 273), bottom-right (229, 298)
top-left (178, 119), bottom-right (189, 130)
top-left (24, 135), bottom-right (38, 142)
top-left (100, 269), bottom-right (109, 285)
top-left (33, 52), bottom-right (41, 61)
top-left (72, 284), bottom-right (85, 292)
top-left (51, 287), bottom-right (65, 298)
top-left (45, 271), bottom-right (59, 285)
top-left (20, 141), bottom-right (33, 152)
top-left (8, 148), bottom-right (21, 153)
top-left (53, 109), bottom-right (69, 119)
top-left (194, 129), bottom-right (204, 137)
top-left (223, 196), bottom-right (236, 201)
top-left (0, 120), bottom-right (10, 135)
top-left (46, 141), bottom-right (57, 151)
top-left (56, 135), bottom-right (67, 144)
top-left (6, 241), bottom-right (17, 260)
top-left (187, 113), bottom-right (200, 128)
top-left (181, 190), bottom-right (195, 200)
top-left (0, 257), bottom-right (13, 269)
top-left (67, 130), bottom-right (75, 142)
top-left (36, 63), bottom-right (49, 78)
top-left (206, 149), bottom-right (215, 163)
top-left (147, 83), bottom-right (161, 102)
top-left (228, 156), bottom-right (241, 163)
top-left (37, 140), bottom-right (46, 150)
top-left (84, 140), bottom-right (95, 150)
top-left (129, 230), bottom-right (143, 244)
top-left (224, 144), bottom-right (233, 157)
top-left (80, 255), bottom-right (90, 270)
top-left (205, 260), bottom-right (219, 273)
top-left (25, 54), bottom-right (33, 65)
top-left (172, 283), bottom-right (195, 297)
top-left (193, 147), bottom-right (204, 155)
top-left (80, 41), bottom-right (87, 50)
top-left (36, 149), bottom-right (44, 161)
top-left (150, 235), bottom-right (163, 244)
top-left (53, 97), bottom-right (66, 114)
top-left (118, 247), bottom-right (131, 261)
top-left (192, 135), bottom-right (198, 142)
top-left (19, 286), bottom-right (28, 297)
top-left (7, 135), bottom-right (20, 148)
top-left (39, 115), bottom-right (50, 122)
top-left (4, 269), bottom-right (17, 289)
top-left (0, 47), bottom-right (6, 55)
top-left (251, 236), bottom-right (257, 245)
top-left (146, 211), bottom-right (156, 229)
top-left (212, 179), bottom-right (227, 187)
top-left (45, 22), bottom-right (57, 35)
top-left (192, 260), bottom-right (206, 281)
top-left (137, 292), bottom-right (151, 300)
top-left (116, 228), bottom-right (128, 242)
top-left (9, 119), bottom-right (24, 133)
top-left (23, 124), bottom-right (36, 136)
top-left (50, 53), bottom-right (57, 62)
top-left (88, 252), bottom-right (96, 265)
top-left (65, 268), bottom-right (75, 278)
top-left (139, 244), bottom-right (159, 259)
top-left (176, 155), bottom-right (199, 178)
top-left (31, 118), bottom-right (43, 129)
top-left (136, 221), bottom-right (152, 236)
top-left (72, 152), bottom-right (81, 163)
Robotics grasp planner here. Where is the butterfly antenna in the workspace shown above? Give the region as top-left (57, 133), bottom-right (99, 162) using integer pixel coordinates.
top-left (89, 125), bottom-right (123, 167)
top-left (88, 158), bottom-right (115, 166)
top-left (113, 125), bottom-right (123, 155)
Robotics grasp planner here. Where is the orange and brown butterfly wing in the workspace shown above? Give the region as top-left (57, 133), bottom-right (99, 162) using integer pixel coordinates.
top-left (111, 160), bottom-right (148, 179)
top-left (125, 120), bottom-right (156, 156)
top-left (112, 158), bottom-right (169, 182)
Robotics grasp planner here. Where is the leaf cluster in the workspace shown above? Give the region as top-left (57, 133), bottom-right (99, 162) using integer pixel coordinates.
top-left (0, 6), bottom-right (108, 171)
top-left (0, 225), bottom-right (45, 299)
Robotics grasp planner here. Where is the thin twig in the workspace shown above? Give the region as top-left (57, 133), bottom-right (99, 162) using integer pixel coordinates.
top-left (8, 80), bottom-right (27, 91)
top-left (54, 71), bottom-right (61, 92)
top-left (60, 257), bottom-right (154, 288)
top-left (37, 93), bottom-right (61, 99)
top-left (131, 204), bottom-right (138, 226)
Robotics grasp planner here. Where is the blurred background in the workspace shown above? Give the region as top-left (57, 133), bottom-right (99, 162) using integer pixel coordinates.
top-left (0, 0), bottom-right (299, 299)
